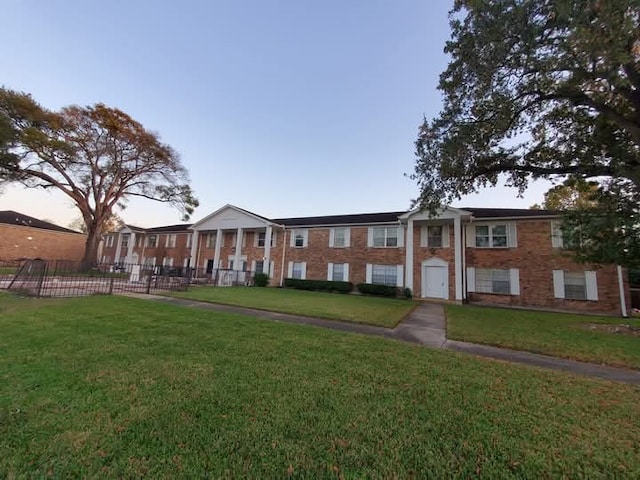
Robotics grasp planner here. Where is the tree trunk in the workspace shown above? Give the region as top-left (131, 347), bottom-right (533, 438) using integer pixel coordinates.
top-left (81, 227), bottom-right (101, 271)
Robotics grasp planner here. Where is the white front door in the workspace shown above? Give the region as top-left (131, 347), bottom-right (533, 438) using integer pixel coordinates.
top-left (424, 265), bottom-right (447, 299)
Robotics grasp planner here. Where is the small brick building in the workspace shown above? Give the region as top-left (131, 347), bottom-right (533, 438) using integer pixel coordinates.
top-left (0, 210), bottom-right (86, 261)
top-left (101, 204), bottom-right (631, 316)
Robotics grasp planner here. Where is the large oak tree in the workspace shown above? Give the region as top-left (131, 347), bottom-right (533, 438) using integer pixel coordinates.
top-left (0, 88), bottom-right (199, 269)
top-left (413, 0), bottom-right (639, 267)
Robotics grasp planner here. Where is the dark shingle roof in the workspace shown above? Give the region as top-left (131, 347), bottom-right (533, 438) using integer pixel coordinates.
top-left (0, 210), bottom-right (81, 234)
top-left (272, 211), bottom-right (407, 227)
top-left (462, 207), bottom-right (559, 218)
top-left (146, 223), bottom-right (193, 233)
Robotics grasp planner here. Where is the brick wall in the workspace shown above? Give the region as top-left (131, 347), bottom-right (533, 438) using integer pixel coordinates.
top-left (0, 224), bottom-right (86, 261)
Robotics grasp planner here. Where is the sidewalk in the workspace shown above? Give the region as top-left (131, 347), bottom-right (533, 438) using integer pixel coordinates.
top-left (124, 293), bottom-right (640, 385)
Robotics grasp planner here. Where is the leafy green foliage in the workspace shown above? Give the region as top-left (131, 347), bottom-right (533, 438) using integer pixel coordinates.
top-left (531, 177), bottom-right (600, 211)
top-left (413, 1), bottom-right (640, 263)
top-left (284, 278), bottom-right (353, 293)
top-left (357, 283), bottom-right (401, 297)
top-left (2, 295), bottom-right (640, 477)
top-left (253, 272), bottom-right (270, 287)
top-left (0, 88), bottom-right (199, 268)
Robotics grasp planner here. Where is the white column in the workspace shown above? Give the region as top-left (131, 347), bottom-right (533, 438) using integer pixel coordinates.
top-left (114, 235), bottom-right (123, 263)
top-left (126, 233), bottom-right (135, 263)
top-left (454, 216), bottom-right (463, 301)
top-left (189, 230), bottom-right (199, 268)
top-left (405, 219), bottom-right (414, 293)
top-left (264, 225), bottom-right (272, 275)
top-left (213, 229), bottom-right (222, 268)
top-left (233, 227), bottom-right (243, 270)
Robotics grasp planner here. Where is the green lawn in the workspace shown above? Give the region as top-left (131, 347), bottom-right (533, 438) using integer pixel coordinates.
top-left (447, 304), bottom-right (640, 369)
top-left (1, 295), bottom-right (640, 477)
top-left (168, 286), bottom-right (416, 327)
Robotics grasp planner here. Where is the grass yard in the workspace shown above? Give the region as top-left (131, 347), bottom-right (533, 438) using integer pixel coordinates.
top-left (168, 286), bottom-right (415, 327)
top-left (1, 295), bottom-right (640, 477)
top-left (447, 304), bottom-right (640, 369)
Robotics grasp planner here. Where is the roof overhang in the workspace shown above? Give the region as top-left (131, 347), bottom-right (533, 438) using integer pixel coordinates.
top-left (399, 206), bottom-right (473, 222)
top-left (190, 204), bottom-right (279, 231)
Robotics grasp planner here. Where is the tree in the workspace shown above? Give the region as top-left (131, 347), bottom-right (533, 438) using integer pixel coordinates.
top-left (0, 88), bottom-right (199, 269)
top-left (413, 0), bottom-right (640, 267)
top-left (68, 213), bottom-right (124, 234)
top-left (531, 178), bottom-right (599, 210)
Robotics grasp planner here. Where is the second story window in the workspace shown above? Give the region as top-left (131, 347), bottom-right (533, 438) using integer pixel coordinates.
top-left (166, 234), bottom-right (176, 248)
top-left (104, 236), bottom-right (115, 248)
top-left (120, 234), bottom-right (129, 249)
top-left (330, 227), bottom-right (350, 248)
top-left (290, 229), bottom-right (308, 248)
top-left (371, 227), bottom-right (398, 247)
top-left (146, 235), bottom-right (157, 248)
top-left (475, 224), bottom-right (509, 248)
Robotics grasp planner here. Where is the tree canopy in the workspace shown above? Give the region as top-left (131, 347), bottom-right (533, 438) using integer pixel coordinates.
top-left (531, 177), bottom-right (599, 210)
top-left (0, 88), bottom-right (199, 268)
top-left (413, 0), bottom-right (640, 268)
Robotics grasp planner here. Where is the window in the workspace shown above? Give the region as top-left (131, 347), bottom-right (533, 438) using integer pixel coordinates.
top-left (120, 234), bottom-right (129, 249)
top-left (564, 272), bottom-right (586, 300)
top-left (255, 260), bottom-right (264, 274)
top-left (105, 236), bottom-right (115, 248)
top-left (292, 262), bottom-right (304, 279)
top-left (146, 235), bottom-right (157, 248)
top-left (330, 228), bottom-right (350, 248)
top-left (257, 232), bottom-right (266, 247)
top-left (371, 227), bottom-right (398, 247)
top-left (475, 224), bottom-right (509, 248)
top-left (290, 229), bottom-right (308, 248)
top-left (332, 263), bottom-right (345, 282)
top-left (166, 234), bottom-right (176, 248)
top-left (475, 268), bottom-right (511, 294)
top-left (206, 233), bottom-right (215, 248)
top-left (162, 257), bottom-right (174, 267)
top-left (372, 265), bottom-right (397, 286)
top-left (427, 226), bottom-right (443, 248)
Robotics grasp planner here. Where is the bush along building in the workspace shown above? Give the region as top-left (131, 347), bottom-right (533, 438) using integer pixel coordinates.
top-left (101, 204), bottom-right (631, 316)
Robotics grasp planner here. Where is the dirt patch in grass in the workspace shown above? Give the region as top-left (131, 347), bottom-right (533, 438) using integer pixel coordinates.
top-left (580, 323), bottom-right (640, 337)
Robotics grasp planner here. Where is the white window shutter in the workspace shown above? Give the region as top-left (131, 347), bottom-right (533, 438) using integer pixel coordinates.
top-left (367, 228), bottom-right (374, 247)
top-left (420, 226), bottom-right (428, 247)
top-left (301, 262), bottom-right (307, 280)
top-left (508, 223), bottom-right (518, 248)
top-left (344, 228), bottom-right (351, 247)
top-left (343, 263), bottom-right (349, 282)
top-left (327, 263), bottom-right (333, 281)
top-left (271, 231), bottom-right (276, 247)
top-left (287, 261), bottom-right (293, 278)
top-left (585, 271), bottom-right (598, 301)
top-left (552, 270), bottom-right (565, 298)
top-left (253, 232), bottom-right (259, 247)
top-left (289, 230), bottom-right (295, 247)
top-left (366, 264), bottom-right (372, 283)
top-left (510, 268), bottom-right (520, 295)
top-left (329, 229), bottom-right (335, 247)
top-left (466, 225), bottom-right (476, 247)
top-left (442, 224), bottom-right (450, 248)
top-left (397, 226), bottom-right (405, 248)
top-left (270, 261), bottom-right (275, 277)
top-left (396, 265), bottom-right (404, 287)
top-left (551, 221), bottom-right (564, 248)
top-left (467, 267), bottom-right (476, 292)
top-left (251, 260), bottom-right (256, 272)
top-left (303, 229), bottom-right (309, 247)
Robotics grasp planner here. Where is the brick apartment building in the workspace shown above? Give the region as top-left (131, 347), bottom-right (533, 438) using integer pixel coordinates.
top-left (101, 204), bottom-right (631, 316)
top-left (0, 210), bottom-right (86, 261)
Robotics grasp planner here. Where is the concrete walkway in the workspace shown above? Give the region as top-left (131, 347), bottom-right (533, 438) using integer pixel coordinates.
top-left (125, 293), bottom-right (640, 385)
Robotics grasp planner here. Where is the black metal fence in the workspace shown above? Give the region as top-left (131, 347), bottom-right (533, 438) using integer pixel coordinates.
top-left (0, 259), bottom-right (258, 298)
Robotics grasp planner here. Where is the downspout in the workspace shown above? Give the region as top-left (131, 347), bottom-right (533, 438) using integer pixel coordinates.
top-left (617, 265), bottom-right (628, 318)
top-left (279, 226), bottom-right (287, 287)
top-left (461, 217), bottom-right (467, 301)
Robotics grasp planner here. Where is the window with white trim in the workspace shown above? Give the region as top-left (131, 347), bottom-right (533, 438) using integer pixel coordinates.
top-left (475, 224), bottom-right (508, 248)
top-left (553, 270), bottom-right (597, 301)
top-left (166, 234), bottom-right (176, 248)
top-left (120, 234), bottom-right (130, 249)
top-left (146, 235), bottom-right (157, 248)
top-left (105, 236), bottom-right (115, 248)
top-left (332, 263), bottom-right (345, 282)
top-left (162, 257), bottom-right (174, 267)
top-left (291, 229), bottom-right (308, 248)
top-left (427, 226), bottom-right (443, 248)
top-left (292, 262), bottom-right (304, 279)
top-left (372, 227), bottom-right (398, 247)
top-left (475, 268), bottom-right (511, 294)
top-left (255, 260), bottom-right (264, 274)
top-left (257, 232), bottom-right (266, 247)
top-left (331, 228), bottom-right (349, 248)
top-left (372, 265), bottom-right (397, 286)
top-left (206, 233), bottom-right (215, 248)
top-left (564, 272), bottom-right (586, 300)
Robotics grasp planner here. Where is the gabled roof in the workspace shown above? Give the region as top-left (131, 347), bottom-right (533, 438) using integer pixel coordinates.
top-left (190, 204), bottom-right (277, 230)
top-left (462, 207), bottom-right (559, 219)
top-left (273, 211), bottom-right (407, 227)
top-left (0, 210), bottom-right (81, 234)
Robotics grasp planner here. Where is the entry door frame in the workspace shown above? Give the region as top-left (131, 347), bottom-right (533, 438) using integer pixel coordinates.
top-left (422, 257), bottom-right (449, 300)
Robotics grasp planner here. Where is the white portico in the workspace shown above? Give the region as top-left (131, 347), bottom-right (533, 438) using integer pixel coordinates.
top-left (189, 204), bottom-right (280, 275)
top-left (399, 207), bottom-right (472, 301)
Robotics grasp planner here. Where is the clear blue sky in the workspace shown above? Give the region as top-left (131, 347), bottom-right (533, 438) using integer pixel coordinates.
top-left (0, 0), bottom-right (550, 228)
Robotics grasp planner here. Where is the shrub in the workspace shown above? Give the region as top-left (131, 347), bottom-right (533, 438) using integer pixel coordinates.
top-left (284, 278), bottom-right (353, 293)
top-left (253, 272), bottom-right (269, 287)
top-left (356, 283), bottom-right (400, 297)
top-left (403, 287), bottom-right (413, 299)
